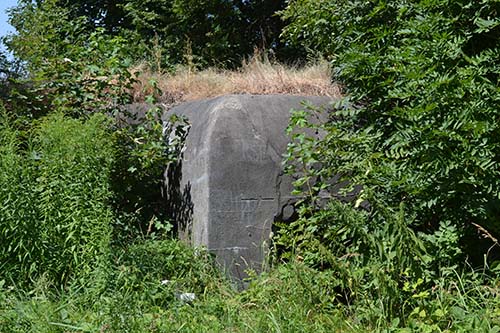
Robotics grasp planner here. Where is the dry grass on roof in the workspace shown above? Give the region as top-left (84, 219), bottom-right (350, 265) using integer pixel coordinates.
top-left (130, 55), bottom-right (341, 105)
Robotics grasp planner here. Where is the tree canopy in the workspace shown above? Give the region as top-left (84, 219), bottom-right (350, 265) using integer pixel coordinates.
top-left (7, 0), bottom-right (300, 68)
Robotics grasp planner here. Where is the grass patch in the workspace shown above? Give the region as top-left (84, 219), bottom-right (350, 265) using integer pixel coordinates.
top-left (131, 53), bottom-right (340, 105)
top-left (1, 238), bottom-right (499, 332)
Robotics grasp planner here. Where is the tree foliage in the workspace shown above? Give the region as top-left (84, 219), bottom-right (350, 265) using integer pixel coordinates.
top-left (6, 0), bottom-right (135, 119)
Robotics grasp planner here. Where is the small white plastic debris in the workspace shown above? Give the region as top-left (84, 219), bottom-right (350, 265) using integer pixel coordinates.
top-left (161, 279), bottom-right (172, 285)
top-left (177, 293), bottom-right (196, 303)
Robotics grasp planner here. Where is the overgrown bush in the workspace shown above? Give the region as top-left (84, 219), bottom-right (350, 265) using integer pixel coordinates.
top-left (0, 239), bottom-right (234, 333)
top-left (1, 0), bottom-right (190, 289)
top-left (275, 0), bottom-right (500, 327)
top-left (280, 0), bottom-right (500, 263)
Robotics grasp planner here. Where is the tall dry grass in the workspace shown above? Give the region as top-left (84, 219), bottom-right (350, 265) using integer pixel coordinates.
top-left (130, 55), bottom-right (341, 105)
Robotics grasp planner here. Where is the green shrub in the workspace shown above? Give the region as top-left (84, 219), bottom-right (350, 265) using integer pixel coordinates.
top-left (280, 0), bottom-right (500, 265)
top-left (34, 113), bottom-right (115, 285)
top-left (109, 239), bottom-right (222, 301)
top-left (276, 0), bottom-right (500, 327)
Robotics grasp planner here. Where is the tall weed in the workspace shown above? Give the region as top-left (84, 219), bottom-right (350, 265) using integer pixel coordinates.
top-left (33, 113), bottom-right (114, 286)
top-left (0, 112), bottom-right (114, 287)
top-left (0, 107), bottom-right (39, 285)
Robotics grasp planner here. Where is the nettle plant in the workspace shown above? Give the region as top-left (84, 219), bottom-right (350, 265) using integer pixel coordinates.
top-left (281, 0), bottom-right (500, 263)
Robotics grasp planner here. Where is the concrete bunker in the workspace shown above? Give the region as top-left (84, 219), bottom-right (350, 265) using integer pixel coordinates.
top-left (163, 94), bottom-right (333, 280)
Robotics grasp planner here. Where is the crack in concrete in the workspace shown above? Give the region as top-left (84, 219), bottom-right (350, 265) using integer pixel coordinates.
top-left (240, 198), bottom-right (275, 201)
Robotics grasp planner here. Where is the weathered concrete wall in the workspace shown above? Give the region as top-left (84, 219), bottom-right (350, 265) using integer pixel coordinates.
top-left (164, 95), bottom-right (332, 280)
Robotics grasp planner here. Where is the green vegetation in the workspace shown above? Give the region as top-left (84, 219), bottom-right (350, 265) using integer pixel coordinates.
top-left (1, 0), bottom-right (499, 332)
